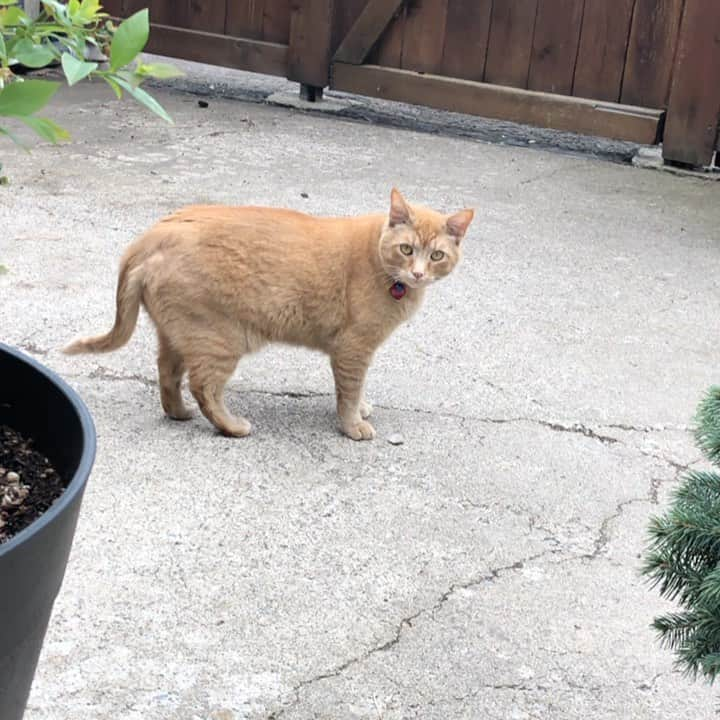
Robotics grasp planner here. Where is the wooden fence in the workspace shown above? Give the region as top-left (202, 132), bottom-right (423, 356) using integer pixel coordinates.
top-left (103, 0), bottom-right (720, 167)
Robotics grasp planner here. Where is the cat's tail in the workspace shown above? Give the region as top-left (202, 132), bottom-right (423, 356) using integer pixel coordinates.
top-left (63, 251), bottom-right (145, 355)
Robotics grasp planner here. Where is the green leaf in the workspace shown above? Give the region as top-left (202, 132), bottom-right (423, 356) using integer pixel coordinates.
top-left (103, 74), bottom-right (122, 99)
top-left (18, 115), bottom-right (70, 143)
top-left (77, 0), bottom-right (103, 22)
top-left (10, 38), bottom-right (56, 68)
top-left (0, 123), bottom-right (26, 147)
top-left (0, 33), bottom-right (6, 63)
top-left (110, 9), bottom-right (149, 71)
top-left (0, 1), bottom-right (19, 6)
top-left (41, 1), bottom-right (71, 26)
top-left (0, 6), bottom-right (27, 29)
top-left (115, 76), bottom-right (172, 124)
top-left (67, 0), bottom-right (80, 15)
top-left (0, 79), bottom-right (60, 116)
top-left (136, 62), bottom-right (183, 80)
top-left (42, 0), bottom-right (68, 15)
top-left (116, 69), bottom-right (141, 88)
top-left (61, 53), bottom-right (97, 85)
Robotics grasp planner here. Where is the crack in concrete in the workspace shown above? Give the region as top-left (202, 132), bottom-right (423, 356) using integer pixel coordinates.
top-left (451, 682), bottom-right (534, 700)
top-left (264, 550), bottom-right (557, 719)
top-left (581, 497), bottom-right (648, 560)
top-left (66, 366), bottom-right (627, 447)
top-left (636, 671), bottom-right (666, 691)
top-left (88, 365), bottom-right (156, 387)
top-left (266, 542), bottom-right (633, 716)
top-left (69, 366), bottom-right (331, 401)
top-left (242, 388), bottom-right (330, 400)
top-left (537, 420), bottom-right (619, 445)
top-left (427, 550), bottom-right (556, 618)
top-left (641, 453), bottom-right (688, 472)
top-left (646, 457), bottom-right (702, 504)
top-left (373, 403), bottom-right (624, 446)
top-left (604, 422), bottom-right (689, 433)
top-left (20, 363), bottom-right (692, 715)
top-left (60, 365), bottom-right (696, 457)
top-left (648, 477), bottom-right (665, 505)
top-left (29, 360), bottom-right (697, 458)
top-left (13, 340), bottom-right (49, 356)
top-left (518, 164), bottom-right (582, 187)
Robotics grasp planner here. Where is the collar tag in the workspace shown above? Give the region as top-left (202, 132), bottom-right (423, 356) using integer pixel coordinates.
top-left (390, 282), bottom-right (407, 300)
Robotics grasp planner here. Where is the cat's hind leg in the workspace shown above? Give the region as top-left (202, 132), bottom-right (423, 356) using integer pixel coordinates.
top-left (157, 332), bottom-right (192, 420)
top-left (187, 352), bottom-right (251, 438)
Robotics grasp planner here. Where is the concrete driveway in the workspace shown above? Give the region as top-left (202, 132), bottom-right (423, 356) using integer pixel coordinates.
top-left (1, 69), bottom-right (719, 719)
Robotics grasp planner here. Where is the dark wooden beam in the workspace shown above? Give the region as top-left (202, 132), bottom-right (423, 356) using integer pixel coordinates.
top-left (334, 0), bottom-right (404, 64)
top-left (144, 23), bottom-right (288, 78)
top-left (662, 0), bottom-right (720, 167)
top-left (331, 63), bottom-right (663, 144)
top-left (287, 0), bottom-right (335, 87)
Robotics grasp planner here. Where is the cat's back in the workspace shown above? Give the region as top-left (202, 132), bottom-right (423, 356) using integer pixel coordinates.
top-left (158, 204), bottom-right (318, 240)
top-left (167, 204), bottom-right (314, 224)
top-left (139, 204), bottom-right (364, 258)
top-left (135, 204), bottom-right (382, 268)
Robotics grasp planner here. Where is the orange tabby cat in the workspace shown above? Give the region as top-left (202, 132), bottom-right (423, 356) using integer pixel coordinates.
top-left (64, 189), bottom-right (473, 440)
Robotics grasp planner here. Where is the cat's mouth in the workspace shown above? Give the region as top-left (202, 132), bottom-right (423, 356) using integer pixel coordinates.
top-left (385, 266), bottom-right (432, 289)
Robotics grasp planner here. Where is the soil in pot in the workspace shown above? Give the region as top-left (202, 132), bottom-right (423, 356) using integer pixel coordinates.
top-left (0, 425), bottom-right (66, 544)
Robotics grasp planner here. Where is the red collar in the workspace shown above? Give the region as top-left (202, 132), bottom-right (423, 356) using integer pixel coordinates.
top-left (390, 281), bottom-right (407, 300)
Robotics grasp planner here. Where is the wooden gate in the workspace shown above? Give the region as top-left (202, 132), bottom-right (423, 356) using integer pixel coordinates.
top-left (103, 1), bottom-right (720, 167)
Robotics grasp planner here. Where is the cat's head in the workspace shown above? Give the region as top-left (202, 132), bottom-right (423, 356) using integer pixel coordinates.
top-left (379, 189), bottom-right (474, 289)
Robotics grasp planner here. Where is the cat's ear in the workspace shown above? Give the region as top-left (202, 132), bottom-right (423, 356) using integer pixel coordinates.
top-left (446, 209), bottom-right (474, 243)
top-left (389, 188), bottom-right (412, 226)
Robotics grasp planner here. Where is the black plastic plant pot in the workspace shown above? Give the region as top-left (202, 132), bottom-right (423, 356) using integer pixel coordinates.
top-left (0, 343), bottom-right (95, 720)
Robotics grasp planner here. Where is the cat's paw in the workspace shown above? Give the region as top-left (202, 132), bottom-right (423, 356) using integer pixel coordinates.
top-left (343, 420), bottom-right (376, 441)
top-left (359, 399), bottom-right (374, 419)
top-left (217, 416), bottom-right (252, 438)
top-left (167, 407), bottom-right (193, 421)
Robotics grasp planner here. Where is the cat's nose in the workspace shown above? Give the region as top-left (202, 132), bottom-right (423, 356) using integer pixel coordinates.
top-left (412, 271), bottom-right (424, 280)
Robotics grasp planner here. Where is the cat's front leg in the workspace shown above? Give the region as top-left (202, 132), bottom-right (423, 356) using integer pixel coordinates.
top-left (331, 350), bottom-right (375, 440)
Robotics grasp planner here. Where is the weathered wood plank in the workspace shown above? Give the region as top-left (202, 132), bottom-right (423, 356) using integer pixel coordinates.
top-left (663, 0), bottom-right (720, 166)
top-left (573, 0), bottom-right (634, 102)
top-left (287, 0), bottom-right (334, 86)
top-left (528, 0), bottom-right (585, 95)
top-left (621, 0), bottom-right (684, 108)
top-left (331, 0), bottom-right (367, 54)
top-left (334, 0), bottom-right (404, 64)
top-left (145, 23), bottom-right (288, 76)
top-left (184, 0), bottom-right (226, 34)
top-left (262, 0), bottom-right (293, 43)
top-left (400, 0), bottom-right (448, 74)
top-left (226, 0), bottom-right (266, 40)
top-left (121, 0), bottom-right (160, 19)
top-left (440, 0), bottom-right (492, 82)
top-left (484, 0), bottom-right (539, 88)
top-left (368, 3), bottom-right (406, 67)
top-left (136, 0), bottom-right (185, 27)
top-left (332, 62), bottom-right (663, 143)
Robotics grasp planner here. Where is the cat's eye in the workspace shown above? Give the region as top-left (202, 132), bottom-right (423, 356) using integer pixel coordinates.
top-left (399, 244), bottom-right (413, 256)
top-left (430, 250), bottom-right (445, 261)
